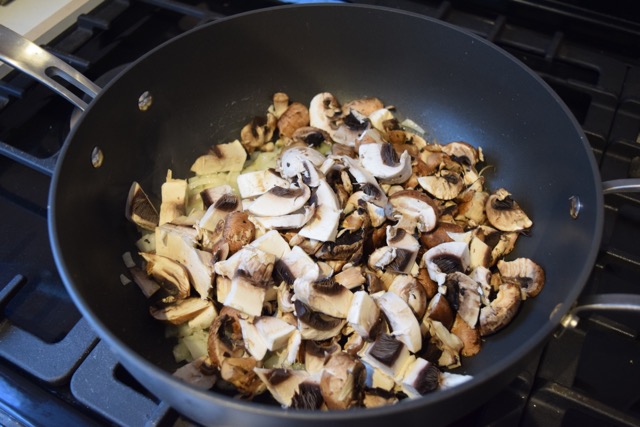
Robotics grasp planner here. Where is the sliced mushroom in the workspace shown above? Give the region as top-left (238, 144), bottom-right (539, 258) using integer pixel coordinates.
top-left (191, 139), bottom-right (248, 174)
top-left (128, 266), bottom-right (161, 298)
top-left (417, 169), bottom-right (465, 201)
top-left (294, 276), bottom-right (354, 319)
top-left (254, 368), bottom-right (311, 407)
top-left (278, 145), bottom-right (325, 187)
top-left (451, 313), bottom-right (481, 357)
top-left (334, 266), bottom-right (366, 290)
top-left (207, 308), bottom-right (246, 367)
top-left (443, 272), bottom-right (481, 329)
top-left (358, 141), bottom-right (412, 184)
top-left (400, 357), bottom-right (440, 398)
top-left (422, 241), bottom-right (470, 285)
top-left (240, 115), bottom-right (277, 154)
top-left (367, 108), bottom-right (395, 133)
top-left (125, 182), bottom-right (159, 231)
top-left (342, 97), bottom-right (384, 117)
top-left (441, 141), bottom-right (482, 167)
top-left (425, 319), bottom-right (464, 369)
top-left (247, 183), bottom-right (311, 217)
top-left (309, 92), bottom-right (342, 135)
top-left (140, 253), bottom-right (190, 299)
top-left (340, 156), bottom-right (388, 207)
top-left (159, 171), bottom-right (187, 225)
top-left (315, 228), bottom-right (365, 263)
top-left (347, 290), bottom-right (383, 341)
top-left (332, 109), bottom-right (370, 146)
top-left (388, 275), bottom-right (427, 320)
top-left (150, 298), bottom-right (212, 325)
top-left (299, 180), bottom-right (341, 242)
top-left (198, 192), bottom-right (241, 232)
top-left (237, 168), bottom-right (289, 199)
top-left (156, 223), bottom-right (214, 299)
top-left (249, 229), bottom-right (292, 260)
top-left (485, 188), bottom-right (533, 232)
top-left (239, 317), bottom-right (269, 361)
top-left (479, 282), bottom-right (522, 336)
top-left (275, 245), bottom-right (320, 285)
top-left (173, 356), bottom-right (217, 389)
top-left (385, 226), bottom-right (420, 274)
top-left (424, 293), bottom-right (455, 330)
top-left (223, 270), bottom-right (270, 317)
top-left (320, 351), bottom-right (366, 410)
top-left (292, 126), bottom-right (331, 147)
top-left (497, 258), bottom-right (545, 298)
top-left (385, 190), bottom-right (438, 234)
top-left (374, 291), bottom-right (422, 353)
top-left (219, 357), bottom-right (265, 395)
top-left (294, 300), bottom-right (346, 341)
top-left (304, 340), bottom-right (341, 374)
top-left (362, 333), bottom-right (414, 379)
top-left (251, 205), bottom-right (316, 231)
top-left (278, 102), bottom-right (310, 138)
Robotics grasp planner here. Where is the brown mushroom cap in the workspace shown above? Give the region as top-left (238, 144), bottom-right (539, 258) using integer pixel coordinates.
top-left (278, 102), bottom-right (310, 138)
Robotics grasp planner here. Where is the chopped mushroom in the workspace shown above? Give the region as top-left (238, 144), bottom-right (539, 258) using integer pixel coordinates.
top-left (374, 291), bottom-right (422, 353)
top-left (278, 102), bottom-right (310, 138)
top-left (358, 139), bottom-right (412, 184)
top-left (150, 298), bottom-right (212, 325)
top-left (497, 258), bottom-right (545, 298)
top-left (125, 182), bottom-right (159, 231)
top-left (417, 169), bottom-right (465, 201)
top-left (479, 282), bottom-right (522, 336)
top-left (347, 290), bottom-right (383, 341)
top-left (247, 183), bottom-right (311, 217)
top-left (422, 241), bottom-right (470, 285)
top-left (485, 188), bottom-right (533, 232)
top-left (191, 139), bottom-right (248, 175)
top-left (140, 253), bottom-right (191, 299)
top-left (293, 276), bottom-right (354, 318)
top-left (320, 351), bottom-right (366, 410)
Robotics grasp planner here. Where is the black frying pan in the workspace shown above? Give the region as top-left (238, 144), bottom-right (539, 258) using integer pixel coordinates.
top-left (0, 4), bottom-right (610, 426)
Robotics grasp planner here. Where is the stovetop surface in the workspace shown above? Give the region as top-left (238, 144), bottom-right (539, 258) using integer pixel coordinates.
top-left (1, 1), bottom-right (640, 426)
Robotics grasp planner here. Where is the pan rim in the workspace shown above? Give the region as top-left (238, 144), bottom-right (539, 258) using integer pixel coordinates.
top-left (48, 2), bottom-right (604, 423)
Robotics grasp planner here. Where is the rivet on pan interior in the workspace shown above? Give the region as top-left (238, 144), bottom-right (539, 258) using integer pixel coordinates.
top-left (569, 195), bottom-right (582, 219)
top-left (138, 91), bottom-right (153, 111)
top-left (91, 146), bottom-right (104, 168)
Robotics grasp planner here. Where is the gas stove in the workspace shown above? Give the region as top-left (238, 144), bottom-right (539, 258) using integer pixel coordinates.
top-left (1, 1), bottom-right (639, 426)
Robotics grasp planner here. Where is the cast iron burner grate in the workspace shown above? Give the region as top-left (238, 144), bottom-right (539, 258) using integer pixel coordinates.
top-left (1, 1), bottom-right (640, 426)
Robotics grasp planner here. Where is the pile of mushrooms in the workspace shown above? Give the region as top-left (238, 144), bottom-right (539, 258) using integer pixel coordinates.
top-left (123, 92), bottom-right (545, 410)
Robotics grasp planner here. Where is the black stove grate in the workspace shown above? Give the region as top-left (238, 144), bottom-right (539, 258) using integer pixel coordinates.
top-left (1, 1), bottom-right (640, 426)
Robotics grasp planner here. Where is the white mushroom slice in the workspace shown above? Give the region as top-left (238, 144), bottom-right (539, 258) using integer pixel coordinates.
top-left (347, 290), bottom-right (382, 341)
top-left (485, 188), bottom-right (533, 232)
top-left (304, 341), bottom-right (340, 374)
top-left (223, 272), bottom-right (269, 317)
top-left (479, 282), bottom-right (522, 336)
top-left (275, 245), bottom-right (320, 285)
top-left (320, 351), bottom-right (366, 410)
top-left (251, 205), bottom-right (315, 231)
top-left (497, 258), bottom-right (545, 298)
top-left (254, 316), bottom-right (297, 351)
top-left (294, 300), bottom-right (346, 341)
top-left (247, 184), bottom-right (311, 217)
top-left (128, 267), bottom-right (161, 298)
top-left (388, 275), bottom-right (427, 320)
top-left (254, 368), bottom-right (311, 407)
top-left (125, 182), bottom-right (159, 231)
top-left (445, 272), bottom-right (482, 329)
top-left (439, 372), bottom-right (473, 390)
top-left (469, 266), bottom-right (493, 306)
top-left (299, 180), bottom-right (341, 242)
top-left (385, 190), bottom-right (438, 234)
top-left (139, 252), bottom-right (191, 299)
top-left (309, 92), bottom-right (342, 135)
top-left (293, 276), bottom-right (353, 318)
top-left (385, 226), bottom-right (421, 274)
top-left (340, 156), bottom-right (388, 207)
top-left (426, 319), bottom-right (464, 369)
top-left (374, 291), bottom-right (422, 352)
top-left (239, 317), bottom-right (269, 360)
top-left (173, 356), bottom-right (217, 390)
top-left (334, 266), bottom-right (365, 290)
top-left (417, 169), bottom-right (465, 201)
top-left (198, 192), bottom-right (241, 232)
top-left (368, 246), bottom-right (397, 271)
top-left (361, 333), bottom-right (414, 379)
top-left (368, 108), bottom-right (395, 133)
top-left (358, 142), bottom-right (412, 184)
top-left (400, 357), bottom-right (440, 398)
top-left (156, 224), bottom-right (214, 299)
top-left (150, 298), bottom-right (212, 325)
top-left (422, 241), bottom-right (470, 286)
top-left (249, 229), bottom-right (291, 260)
top-left (469, 235), bottom-right (492, 269)
top-left (159, 171), bottom-right (187, 225)
top-left (237, 169), bottom-right (289, 199)
top-left (190, 139), bottom-right (247, 175)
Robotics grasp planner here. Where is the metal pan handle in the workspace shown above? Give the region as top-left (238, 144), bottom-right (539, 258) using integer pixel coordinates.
top-left (0, 25), bottom-right (101, 111)
top-left (0, 25), bottom-right (102, 175)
